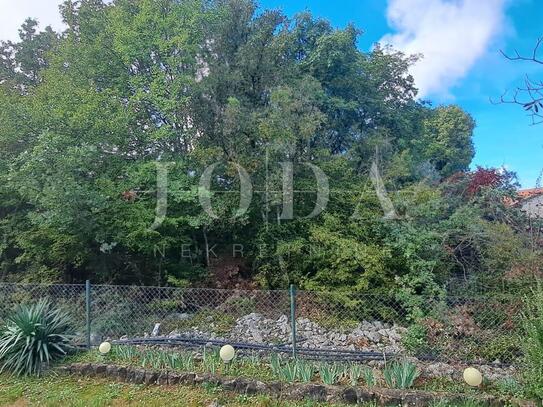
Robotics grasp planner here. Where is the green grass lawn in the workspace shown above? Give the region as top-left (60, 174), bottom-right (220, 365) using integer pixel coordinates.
top-left (0, 373), bottom-right (359, 407)
top-left (0, 373), bottom-right (497, 407)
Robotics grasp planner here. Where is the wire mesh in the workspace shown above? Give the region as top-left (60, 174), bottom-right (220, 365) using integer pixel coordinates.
top-left (295, 291), bottom-right (523, 365)
top-left (0, 283), bottom-right (87, 343)
top-left (0, 283), bottom-right (525, 365)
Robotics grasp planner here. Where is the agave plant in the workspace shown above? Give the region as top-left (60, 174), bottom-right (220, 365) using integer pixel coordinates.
top-left (0, 300), bottom-right (74, 376)
top-left (383, 360), bottom-right (420, 389)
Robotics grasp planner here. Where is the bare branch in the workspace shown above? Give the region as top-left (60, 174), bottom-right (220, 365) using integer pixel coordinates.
top-left (500, 37), bottom-right (543, 65)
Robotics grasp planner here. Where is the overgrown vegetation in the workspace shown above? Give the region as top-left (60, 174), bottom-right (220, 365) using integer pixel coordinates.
top-left (0, 300), bottom-right (73, 376)
top-left (521, 284), bottom-right (543, 399)
top-left (0, 0), bottom-right (539, 311)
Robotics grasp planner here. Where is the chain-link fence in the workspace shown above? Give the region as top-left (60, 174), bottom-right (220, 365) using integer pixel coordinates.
top-left (0, 282), bottom-right (525, 366)
top-left (0, 283), bottom-right (88, 343)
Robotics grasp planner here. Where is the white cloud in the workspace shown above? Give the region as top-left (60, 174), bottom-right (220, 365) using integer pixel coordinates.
top-left (0, 0), bottom-right (65, 42)
top-left (380, 0), bottom-right (507, 98)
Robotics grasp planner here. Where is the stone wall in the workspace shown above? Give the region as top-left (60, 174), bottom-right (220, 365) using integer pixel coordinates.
top-left (60, 363), bottom-right (512, 406)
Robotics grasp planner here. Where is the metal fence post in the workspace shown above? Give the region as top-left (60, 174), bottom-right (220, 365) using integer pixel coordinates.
top-left (289, 284), bottom-right (297, 358)
top-left (85, 280), bottom-right (91, 349)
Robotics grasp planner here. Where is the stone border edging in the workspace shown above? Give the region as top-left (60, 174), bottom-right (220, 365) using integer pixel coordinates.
top-left (59, 363), bottom-right (509, 406)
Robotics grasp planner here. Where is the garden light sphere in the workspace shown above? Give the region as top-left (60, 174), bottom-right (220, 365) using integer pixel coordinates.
top-left (219, 344), bottom-right (235, 362)
top-left (98, 341), bottom-right (112, 354)
top-left (463, 367), bottom-right (482, 386)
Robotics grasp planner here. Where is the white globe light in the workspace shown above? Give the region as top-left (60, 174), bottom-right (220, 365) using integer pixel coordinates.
top-left (219, 344), bottom-right (235, 362)
top-left (463, 367), bottom-right (483, 386)
top-left (99, 341), bottom-right (112, 354)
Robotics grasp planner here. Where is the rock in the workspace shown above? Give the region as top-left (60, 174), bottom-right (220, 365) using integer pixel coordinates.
top-left (157, 372), bottom-right (169, 385)
top-left (245, 380), bottom-right (268, 395)
top-left (116, 366), bottom-right (128, 381)
top-left (151, 323), bottom-right (161, 337)
top-left (424, 362), bottom-right (456, 378)
top-left (373, 321), bottom-right (384, 330)
top-left (365, 331), bottom-right (382, 343)
top-left (341, 387), bottom-right (359, 404)
top-left (92, 364), bottom-right (107, 377)
top-left (133, 368), bottom-right (146, 384)
top-left (290, 384), bottom-right (327, 402)
top-left (90, 333), bottom-right (102, 346)
top-left (168, 373), bottom-right (181, 385)
top-left (144, 371), bottom-right (159, 385)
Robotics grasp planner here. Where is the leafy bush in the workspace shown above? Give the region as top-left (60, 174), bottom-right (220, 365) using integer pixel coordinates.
top-left (521, 284), bottom-right (543, 399)
top-left (403, 322), bottom-right (429, 356)
top-left (476, 334), bottom-right (521, 364)
top-left (383, 360), bottom-right (419, 389)
top-left (0, 300), bottom-right (74, 376)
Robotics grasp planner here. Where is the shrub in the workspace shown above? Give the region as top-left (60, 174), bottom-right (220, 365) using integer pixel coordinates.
top-left (476, 334), bottom-right (521, 364)
top-left (521, 284), bottom-right (543, 399)
top-left (403, 322), bottom-right (429, 356)
top-left (383, 360), bottom-right (419, 389)
top-left (0, 300), bottom-right (74, 376)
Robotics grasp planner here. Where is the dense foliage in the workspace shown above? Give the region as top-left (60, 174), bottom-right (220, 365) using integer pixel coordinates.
top-left (522, 285), bottom-right (543, 399)
top-left (0, 300), bottom-right (73, 376)
top-left (0, 0), bottom-right (540, 302)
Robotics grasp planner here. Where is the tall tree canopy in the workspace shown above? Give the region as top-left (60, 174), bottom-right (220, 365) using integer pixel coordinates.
top-left (0, 0), bottom-right (537, 304)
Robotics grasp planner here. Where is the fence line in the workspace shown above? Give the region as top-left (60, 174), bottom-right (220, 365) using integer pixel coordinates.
top-left (0, 281), bottom-right (525, 366)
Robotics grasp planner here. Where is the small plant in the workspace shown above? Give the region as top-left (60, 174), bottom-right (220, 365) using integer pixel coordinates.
top-left (181, 352), bottom-right (194, 371)
top-left (280, 360), bottom-right (298, 382)
top-left (319, 362), bottom-right (342, 385)
top-left (403, 322), bottom-right (429, 356)
top-left (0, 300), bottom-right (74, 376)
top-left (494, 377), bottom-right (523, 398)
top-left (270, 353), bottom-right (282, 377)
top-left (362, 367), bottom-right (376, 387)
top-left (297, 359), bottom-right (314, 383)
top-left (246, 352), bottom-right (260, 367)
top-left (113, 345), bottom-right (138, 362)
top-left (383, 360), bottom-right (420, 389)
top-left (203, 346), bottom-right (220, 374)
top-left (348, 363), bottom-right (362, 386)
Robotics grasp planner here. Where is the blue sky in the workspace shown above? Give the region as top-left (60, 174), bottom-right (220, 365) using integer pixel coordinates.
top-left (258, 0), bottom-right (543, 187)
top-left (1, 0), bottom-right (542, 186)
